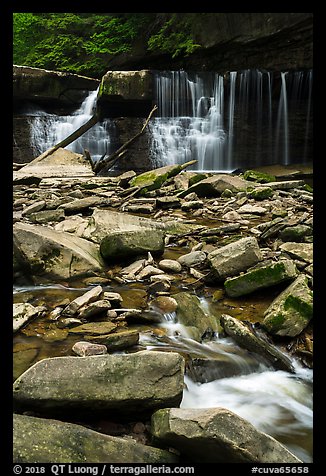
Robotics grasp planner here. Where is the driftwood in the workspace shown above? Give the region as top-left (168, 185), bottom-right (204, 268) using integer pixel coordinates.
top-left (94, 105), bottom-right (158, 174)
top-left (32, 113), bottom-right (99, 164)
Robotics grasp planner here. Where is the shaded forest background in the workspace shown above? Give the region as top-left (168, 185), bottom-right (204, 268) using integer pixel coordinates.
top-left (13, 13), bottom-right (202, 78)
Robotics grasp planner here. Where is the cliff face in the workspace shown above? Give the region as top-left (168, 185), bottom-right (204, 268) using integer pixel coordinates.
top-left (106, 13), bottom-right (313, 72)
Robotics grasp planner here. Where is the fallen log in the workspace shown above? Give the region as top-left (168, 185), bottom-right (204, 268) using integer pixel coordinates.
top-left (94, 105), bottom-right (158, 174)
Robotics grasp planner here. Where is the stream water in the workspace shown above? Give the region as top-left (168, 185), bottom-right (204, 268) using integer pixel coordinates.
top-left (16, 69), bottom-right (313, 462)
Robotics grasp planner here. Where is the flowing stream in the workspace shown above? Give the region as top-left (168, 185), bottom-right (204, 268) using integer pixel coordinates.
top-left (14, 283), bottom-right (313, 463)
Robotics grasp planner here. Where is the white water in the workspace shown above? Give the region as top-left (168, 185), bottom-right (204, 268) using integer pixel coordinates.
top-left (150, 69), bottom-right (313, 172)
top-left (140, 309), bottom-right (313, 462)
top-left (29, 89), bottom-right (114, 163)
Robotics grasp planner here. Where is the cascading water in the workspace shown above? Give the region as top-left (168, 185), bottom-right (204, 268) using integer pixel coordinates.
top-left (150, 69), bottom-right (313, 172)
top-left (139, 307), bottom-right (313, 462)
top-left (29, 88), bottom-right (116, 163)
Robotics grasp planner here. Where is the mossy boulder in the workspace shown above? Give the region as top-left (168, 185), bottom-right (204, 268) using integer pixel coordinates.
top-left (262, 274), bottom-right (313, 337)
top-left (224, 259), bottom-right (298, 297)
top-left (247, 186), bottom-right (274, 200)
top-left (172, 292), bottom-right (219, 340)
top-left (178, 174), bottom-right (252, 198)
top-left (14, 414), bottom-right (179, 463)
top-left (98, 70), bottom-right (153, 101)
top-left (243, 169), bottom-right (276, 183)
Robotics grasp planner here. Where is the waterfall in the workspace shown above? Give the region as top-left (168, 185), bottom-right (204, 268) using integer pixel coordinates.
top-left (150, 69), bottom-right (313, 172)
top-left (29, 89), bottom-right (116, 163)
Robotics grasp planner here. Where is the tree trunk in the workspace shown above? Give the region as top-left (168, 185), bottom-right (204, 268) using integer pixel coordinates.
top-left (94, 106), bottom-right (158, 174)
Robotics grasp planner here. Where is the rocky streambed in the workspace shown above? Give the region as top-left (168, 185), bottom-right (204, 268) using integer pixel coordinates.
top-left (13, 155), bottom-right (313, 463)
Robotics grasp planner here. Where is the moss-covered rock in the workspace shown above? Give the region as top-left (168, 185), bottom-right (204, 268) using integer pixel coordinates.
top-left (247, 186), bottom-right (274, 200)
top-left (262, 274), bottom-right (313, 337)
top-left (172, 292), bottom-right (219, 340)
top-left (279, 225), bottom-right (313, 243)
top-left (98, 70), bottom-right (153, 100)
top-left (243, 169), bottom-right (276, 183)
top-left (224, 259), bottom-right (298, 297)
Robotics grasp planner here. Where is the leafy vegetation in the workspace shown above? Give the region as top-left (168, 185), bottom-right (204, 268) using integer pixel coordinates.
top-left (13, 13), bottom-right (203, 78)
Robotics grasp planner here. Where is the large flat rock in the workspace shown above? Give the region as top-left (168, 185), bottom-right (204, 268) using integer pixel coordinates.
top-left (14, 414), bottom-right (178, 463)
top-left (13, 351), bottom-right (185, 417)
top-left (13, 147), bottom-right (94, 180)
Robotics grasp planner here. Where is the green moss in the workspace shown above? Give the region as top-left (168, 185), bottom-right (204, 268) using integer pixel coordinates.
top-left (247, 187), bottom-right (274, 200)
top-left (304, 183), bottom-right (313, 193)
top-left (243, 170), bottom-right (276, 183)
top-left (189, 173), bottom-right (207, 187)
top-left (265, 313), bottom-right (286, 330)
top-left (283, 294), bottom-right (313, 321)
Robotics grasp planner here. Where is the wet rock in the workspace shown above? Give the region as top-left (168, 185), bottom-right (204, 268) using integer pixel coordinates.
top-left (260, 180), bottom-right (305, 190)
top-left (13, 222), bottom-right (105, 281)
top-left (224, 259), bottom-right (298, 297)
top-left (177, 251), bottom-right (207, 268)
top-left (86, 330), bottom-right (140, 351)
top-left (151, 296), bottom-right (178, 314)
top-left (158, 259), bottom-right (182, 273)
top-left (102, 292), bottom-right (123, 305)
top-left (78, 299), bottom-right (112, 319)
top-left (207, 237), bottom-right (262, 281)
top-left (258, 217), bottom-right (288, 240)
top-left (262, 274), bottom-right (313, 337)
top-left (100, 229), bottom-right (165, 261)
top-left (13, 351), bottom-right (185, 417)
top-left (181, 200), bottom-right (204, 211)
top-left (54, 215), bottom-right (88, 234)
top-left (68, 321), bottom-right (117, 336)
top-left (279, 242), bottom-right (313, 263)
top-left (62, 286), bottom-right (103, 316)
top-left (151, 407), bottom-right (300, 463)
top-left (14, 414), bottom-right (178, 463)
top-left (72, 341), bottom-right (108, 356)
top-left (220, 314), bottom-right (294, 373)
top-left (156, 196), bottom-right (181, 209)
top-left (137, 265), bottom-right (165, 280)
top-left (121, 259), bottom-right (146, 278)
top-left (13, 303), bottom-right (44, 333)
top-left (172, 292), bottom-right (218, 340)
top-left (124, 309), bottom-right (164, 324)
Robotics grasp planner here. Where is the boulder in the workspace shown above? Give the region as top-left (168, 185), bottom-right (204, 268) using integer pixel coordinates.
top-left (158, 259), bottom-right (182, 273)
top-left (72, 341), bottom-right (108, 356)
top-left (224, 259), bottom-right (298, 297)
top-left (279, 225), bottom-right (312, 242)
top-left (151, 408), bottom-right (301, 463)
top-left (13, 351), bottom-right (185, 417)
top-left (13, 222), bottom-right (105, 281)
top-left (207, 237), bottom-right (263, 281)
top-left (85, 330), bottom-right (139, 351)
top-left (172, 292), bottom-right (218, 340)
top-left (14, 414), bottom-right (178, 463)
top-left (177, 251), bottom-right (207, 268)
top-left (262, 274), bottom-right (313, 337)
top-left (82, 209), bottom-right (164, 244)
top-left (243, 169), bottom-right (276, 183)
top-left (247, 186), bottom-right (274, 200)
top-left (68, 321), bottom-right (117, 335)
top-left (178, 174), bottom-right (251, 198)
top-left (100, 229), bottom-right (165, 261)
top-left (220, 314), bottom-right (294, 373)
top-left (62, 285), bottom-right (103, 316)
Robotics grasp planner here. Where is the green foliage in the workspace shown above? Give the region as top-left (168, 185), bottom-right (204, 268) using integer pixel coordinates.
top-left (13, 13), bottom-right (203, 78)
top-left (147, 14), bottom-right (201, 58)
